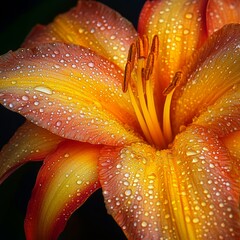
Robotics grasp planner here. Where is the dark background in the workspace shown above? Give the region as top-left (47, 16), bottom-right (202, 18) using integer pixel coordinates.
top-left (0, 1), bottom-right (145, 239)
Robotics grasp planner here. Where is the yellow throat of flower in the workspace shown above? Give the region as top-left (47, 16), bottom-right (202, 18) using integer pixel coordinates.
top-left (123, 35), bottom-right (181, 150)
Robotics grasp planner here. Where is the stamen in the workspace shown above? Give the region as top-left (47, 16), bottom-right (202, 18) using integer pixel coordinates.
top-left (123, 35), bottom-right (176, 149)
top-left (142, 35), bottom-right (149, 57)
top-left (145, 52), bottom-right (155, 81)
top-left (123, 62), bottom-right (131, 93)
top-left (127, 43), bottom-right (136, 71)
top-left (151, 35), bottom-right (159, 55)
top-left (163, 71), bottom-right (182, 95)
top-left (136, 38), bottom-right (145, 59)
top-left (163, 71), bottom-right (183, 143)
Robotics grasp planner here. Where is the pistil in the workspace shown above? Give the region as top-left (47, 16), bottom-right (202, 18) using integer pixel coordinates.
top-left (123, 35), bottom-right (178, 149)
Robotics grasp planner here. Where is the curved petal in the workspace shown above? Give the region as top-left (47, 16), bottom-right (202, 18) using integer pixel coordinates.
top-left (222, 131), bottom-right (240, 187)
top-left (99, 125), bottom-right (240, 239)
top-left (172, 24), bottom-right (240, 134)
top-left (0, 121), bottom-right (62, 184)
top-left (207, 0), bottom-right (240, 35)
top-left (24, 141), bottom-right (101, 240)
top-left (0, 43), bottom-right (141, 146)
top-left (138, 0), bottom-right (208, 88)
top-left (194, 84), bottom-right (240, 137)
top-left (22, 1), bottom-right (137, 70)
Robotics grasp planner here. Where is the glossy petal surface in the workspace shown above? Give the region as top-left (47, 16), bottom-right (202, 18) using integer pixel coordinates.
top-left (23, 1), bottom-right (137, 70)
top-left (222, 131), bottom-right (240, 186)
top-left (0, 121), bottom-right (62, 184)
top-left (99, 125), bottom-right (240, 239)
top-left (207, 0), bottom-right (240, 35)
top-left (172, 24), bottom-right (240, 134)
top-left (25, 141), bottom-right (101, 240)
top-left (0, 43), bottom-right (140, 146)
top-left (195, 84), bottom-right (240, 137)
top-left (138, 0), bottom-right (208, 88)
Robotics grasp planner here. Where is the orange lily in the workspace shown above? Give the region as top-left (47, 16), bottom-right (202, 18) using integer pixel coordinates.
top-left (0, 0), bottom-right (240, 239)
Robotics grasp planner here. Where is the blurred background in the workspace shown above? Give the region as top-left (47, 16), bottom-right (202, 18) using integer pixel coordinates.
top-left (0, 0), bottom-right (145, 239)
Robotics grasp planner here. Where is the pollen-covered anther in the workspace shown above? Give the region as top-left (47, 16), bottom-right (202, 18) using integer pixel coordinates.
top-left (163, 71), bottom-right (182, 95)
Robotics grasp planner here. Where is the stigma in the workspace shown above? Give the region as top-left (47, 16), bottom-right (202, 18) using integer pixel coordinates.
top-left (123, 35), bottom-right (180, 149)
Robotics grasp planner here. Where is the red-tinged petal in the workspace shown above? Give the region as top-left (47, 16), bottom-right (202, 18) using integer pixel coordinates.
top-left (25, 141), bottom-right (101, 240)
top-left (172, 24), bottom-right (240, 135)
top-left (138, 0), bottom-right (208, 89)
top-left (0, 43), bottom-right (141, 146)
top-left (207, 0), bottom-right (240, 35)
top-left (22, 1), bottom-right (137, 70)
top-left (99, 125), bottom-right (240, 239)
top-left (0, 121), bottom-right (62, 184)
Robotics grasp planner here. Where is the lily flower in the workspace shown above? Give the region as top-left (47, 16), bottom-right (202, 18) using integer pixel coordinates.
top-left (1, 0), bottom-right (240, 239)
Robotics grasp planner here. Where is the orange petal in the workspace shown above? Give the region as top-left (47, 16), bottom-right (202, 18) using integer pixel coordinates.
top-left (172, 24), bottom-right (240, 134)
top-left (99, 125), bottom-right (240, 239)
top-left (222, 131), bottom-right (240, 186)
top-left (22, 1), bottom-right (137, 70)
top-left (0, 121), bottom-right (62, 184)
top-left (0, 43), bottom-right (140, 146)
top-left (138, 0), bottom-right (208, 88)
top-left (25, 141), bottom-right (101, 240)
top-left (207, 0), bottom-right (240, 35)
top-left (195, 84), bottom-right (240, 137)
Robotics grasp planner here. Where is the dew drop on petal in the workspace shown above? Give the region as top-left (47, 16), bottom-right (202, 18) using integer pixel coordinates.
top-left (22, 95), bottom-right (29, 101)
top-left (76, 180), bottom-right (82, 185)
top-left (88, 62), bottom-right (95, 68)
top-left (124, 189), bottom-right (132, 196)
top-left (34, 86), bottom-right (53, 95)
top-left (141, 221), bottom-right (148, 228)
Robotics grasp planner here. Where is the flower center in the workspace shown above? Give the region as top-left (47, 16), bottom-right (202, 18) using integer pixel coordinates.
top-left (123, 35), bottom-right (181, 149)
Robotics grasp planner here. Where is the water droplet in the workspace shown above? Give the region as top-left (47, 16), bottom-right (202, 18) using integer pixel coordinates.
top-left (183, 29), bottom-right (190, 35)
top-left (123, 181), bottom-right (129, 186)
top-left (22, 95), bottom-right (29, 101)
top-left (193, 218), bottom-right (199, 223)
top-left (186, 150), bottom-right (197, 156)
top-left (185, 13), bottom-right (193, 19)
top-left (192, 158), bottom-right (198, 163)
top-left (76, 180), bottom-right (82, 185)
top-left (88, 62), bottom-right (95, 68)
top-left (79, 28), bottom-right (84, 34)
top-left (137, 195), bottom-right (142, 201)
top-left (124, 189), bottom-right (132, 196)
top-left (147, 173), bottom-right (156, 179)
top-left (141, 221), bottom-right (148, 228)
top-left (34, 86), bottom-right (53, 95)
top-left (116, 163), bottom-right (122, 169)
top-left (56, 121), bottom-right (62, 127)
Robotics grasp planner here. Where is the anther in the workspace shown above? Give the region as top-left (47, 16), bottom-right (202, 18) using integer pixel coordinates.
top-left (127, 43), bottom-right (136, 70)
top-left (163, 71), bottom-right (182, 95)
top-left (145, 52), bottom-right (155, 80)
top-left (142, 35), bottom-right (149, 57)
top-left (123, 62), bottom-right (132, 93)
top-left (136, 38), bottom-right (145, 59)
top-left (151, 35), bottom-right (159, 55)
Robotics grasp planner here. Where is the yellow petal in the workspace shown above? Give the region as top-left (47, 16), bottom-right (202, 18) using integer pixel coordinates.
top-left (25, 141), bottom-right (101, 240)
top-left (0, 121), bottom-right (62, 183)
top-left (0, 43), bottom-right (140, 146)
top-left (138, 0), bottom-right (208, 89)
top-left (23, 1), bottom-right (137, 70)
top-left (172, 24), bottom-right (240, 134)
top-left (99, 125), bottom-right (240, 239)
top-left (207, 0), bottom-right (240, 35)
